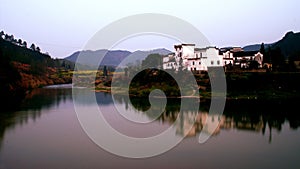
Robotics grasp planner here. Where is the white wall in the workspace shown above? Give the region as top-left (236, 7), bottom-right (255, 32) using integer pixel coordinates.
top-left (182, 44), bottom-right (195, 59)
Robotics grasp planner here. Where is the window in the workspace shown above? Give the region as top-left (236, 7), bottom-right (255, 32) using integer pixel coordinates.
top-left (217, 60), bottom-right (220, 65)
top-left (194, 68), bottom-right (196, 71)
top-left (225, 61), bottom-right (227, 65)
top-left (199, 61), bottom-right (201, 65)
top-left (193, 61), bottom-right (195, 65)
top-left (211, 61), bottom-right (214, 65)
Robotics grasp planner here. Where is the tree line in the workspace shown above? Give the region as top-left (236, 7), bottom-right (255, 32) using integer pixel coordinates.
top-left (260, 43), bottom-right (300, 72)
top-left (0, 30), bottom-right (45, 54)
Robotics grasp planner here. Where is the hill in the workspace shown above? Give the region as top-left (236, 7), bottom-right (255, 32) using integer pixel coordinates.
top-left (243, 43), bottom-right (273, 51)
top-left (121, 48), bottom-right (171, 66)
top-left (0, 37), bottom-right (72, 110)
top-left (272, 31), bottom-right (300, 59)
top-left (65, 49), bottom-right (131, 67)
top-left (64, 48), bottom-right (171, 67)
top-left (243, 31), bottom-right (300, 59)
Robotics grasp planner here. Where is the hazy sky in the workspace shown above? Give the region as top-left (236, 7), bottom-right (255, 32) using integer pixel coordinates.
top-left (1, 0), bottom-right (299, 58)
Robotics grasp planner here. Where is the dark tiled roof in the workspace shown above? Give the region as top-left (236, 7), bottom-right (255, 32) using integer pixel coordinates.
top-left (182, 43), bottom-right (195, 46)
top-left (187, 58), bottom-right (201, 60)
top-left (233, 51), bottom-right (259, 57)
top-left (194, 46), bottom-right (218, 51)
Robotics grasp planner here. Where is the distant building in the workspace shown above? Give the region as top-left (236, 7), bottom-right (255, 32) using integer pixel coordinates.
top-left (232, 51), bottom-right (263, 68)
top-left (163, 44), bottom-right (264, 71)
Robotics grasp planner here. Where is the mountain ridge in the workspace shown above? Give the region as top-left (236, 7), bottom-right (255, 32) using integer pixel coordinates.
top-left (64, 48), bottom-right (172, 67)
top-left (242, 31), bottom-right (300, 60)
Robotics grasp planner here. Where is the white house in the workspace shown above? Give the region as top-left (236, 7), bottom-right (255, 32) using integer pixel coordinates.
top-left (163, 44), bottom-right (264, 71)
top-left (233, 51), bottom-right (264, 68)
top-left (162, 53), bottom-right (176, 70)
top-left (163, 44), bottom-right (224, 71)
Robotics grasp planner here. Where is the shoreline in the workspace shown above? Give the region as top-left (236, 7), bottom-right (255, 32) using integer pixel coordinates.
top-left (91, 86), bottom-right (300, 101)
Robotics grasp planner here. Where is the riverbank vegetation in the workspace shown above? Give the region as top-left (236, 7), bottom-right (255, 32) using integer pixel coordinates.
top-left (0, 34), bottom-right (72, 110)
top-left (72, 66), bottom-right (300, 102)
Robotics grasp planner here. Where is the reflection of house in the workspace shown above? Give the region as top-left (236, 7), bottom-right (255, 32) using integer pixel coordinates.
top-left (171, 111), bottom-right (266, 138)
top-left (175, 111), bottom-right (198, 137)
top-left (235, 116), bottom-right (264, 131)
top-left (198, 113), bottom-right (225, 136)
top-left (163, 44), bottom-right (264, 71)
top-left (174, 111), bottom-right (226, 137)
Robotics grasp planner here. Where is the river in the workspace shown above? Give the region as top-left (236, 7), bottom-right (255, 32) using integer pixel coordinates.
top-left (0, 84), bottom-right (299, 169)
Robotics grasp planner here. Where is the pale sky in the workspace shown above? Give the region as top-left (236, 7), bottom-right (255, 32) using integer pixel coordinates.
top-left (1, 0), bottom-right (299, 58)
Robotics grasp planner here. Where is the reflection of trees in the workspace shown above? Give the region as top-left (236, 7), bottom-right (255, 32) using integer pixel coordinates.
top-left (21, 87), bottom-right (72, 111)
top-left (73, 89), bottom-right (113, 105)
top-left (0, 87), bottom-right (73, 149)
top-left (117, 95), bottom-right (300, 142)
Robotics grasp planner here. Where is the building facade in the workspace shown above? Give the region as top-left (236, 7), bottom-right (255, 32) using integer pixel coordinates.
top-left (163, 44), bottom-right (263, 71)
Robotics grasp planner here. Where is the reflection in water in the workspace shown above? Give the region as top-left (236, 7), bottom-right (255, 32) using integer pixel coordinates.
top-left (1, 87), bottom-right (300, 149)
top-left (115, 94), bottom-right (300, 143)
top-left (0, 86), bottom-right (73, 149)
top-left (1, 86), bottom-right (300, 168)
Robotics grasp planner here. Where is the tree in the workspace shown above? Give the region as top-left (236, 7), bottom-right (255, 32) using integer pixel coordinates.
top-left (287, 51), bottom-right (300, 71)
top-left (30, 43), bottom-right (36, 51)
top-left (23, 41), bottom-right (27, 48)
top-left (103, 65), bottom-right (108, 76)
top-left (17, 39), bottom-right (22, 46)
top-left (260, 43), bottom-right (265, 55)
top-left (36, 46), bottom-right (41, 52)
top-left (0, 31), bottom-right (4, 39)
top-left (124, 67), bottom-right (129, 77)
top-left (264, 46), bottom-right (272, 64)
top-left (270, 47), bottom-right (285, 71)
top-left (248, 60), bottom-right (259, 69)
top-left (4, 34), bottom-right (9, 40)
top-left (141, 53), bottom-right (162, 69)
top-left (10, 35), bottom-right (14, 42)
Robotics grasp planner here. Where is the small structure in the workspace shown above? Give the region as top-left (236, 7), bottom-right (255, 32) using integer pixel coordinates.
top-left (233, 51), bottom-right (263, 68)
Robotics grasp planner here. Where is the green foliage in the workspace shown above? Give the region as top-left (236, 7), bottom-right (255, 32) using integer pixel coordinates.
top-left (0, 45), bottom-right (25, 110)
top-left (141, 53), bottom-right (162, 69)
top-left (129, 69), bottom-right (180, 97)
top-left (260, 43), bottom-right (265, 55)
top-left (270, 47), bottom-right (285, 71)
top-left (0, 38), bottom-right (52, 67)
top-left (103, 65), bottom-right (108, 76)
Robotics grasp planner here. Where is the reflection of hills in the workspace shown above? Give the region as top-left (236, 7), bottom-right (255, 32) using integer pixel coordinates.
top-left (0, 86), bottom-right (73, 149)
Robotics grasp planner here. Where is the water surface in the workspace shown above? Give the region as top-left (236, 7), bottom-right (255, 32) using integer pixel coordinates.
top-left (0, 85), bottom-right (300, 169)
